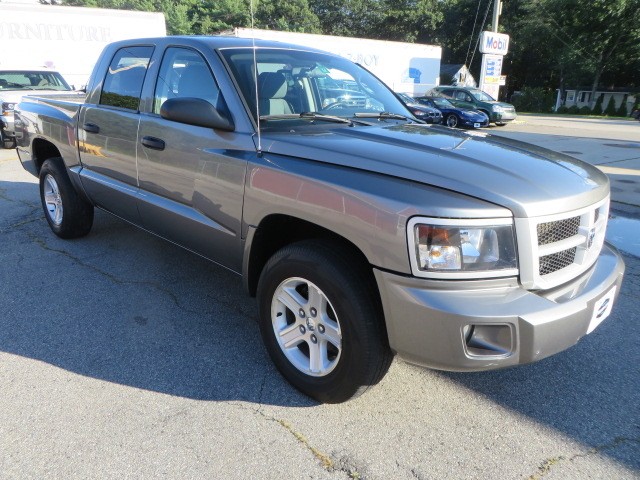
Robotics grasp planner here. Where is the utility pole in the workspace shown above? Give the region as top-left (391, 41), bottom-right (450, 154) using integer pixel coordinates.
top-left (479, 0), bottom-right (508, 100)
top-left (492, 0), bottom-right (501, 33)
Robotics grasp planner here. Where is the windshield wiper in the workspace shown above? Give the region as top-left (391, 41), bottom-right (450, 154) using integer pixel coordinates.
top-left (260, 113), bottom-right (352, 125)
top-left (354, 112), bottom-right (416, 121)
top-left (260, 112), bottom-right (374, 126)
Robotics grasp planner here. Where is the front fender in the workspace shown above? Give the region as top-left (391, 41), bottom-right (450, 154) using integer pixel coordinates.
top-left (242, 153), bottom-right (511, 275)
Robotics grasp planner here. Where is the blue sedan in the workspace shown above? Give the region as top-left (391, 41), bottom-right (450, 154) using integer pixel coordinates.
top-left (415, 96), bottom-right (489, 129)
top-left (396, 93), bottom-right (443, 124)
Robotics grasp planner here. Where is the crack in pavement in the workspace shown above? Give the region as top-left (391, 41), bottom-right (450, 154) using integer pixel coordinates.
top-left (237, 401), bottom-right (364, 479)
top-left (0, 212), bottom-right (42, 233)
top-left (525, 436), bottom-right (640, 479)
top-left (0, 187), bottom-right (39, 208)
top-left (22, 227), bottom-right (255, 322)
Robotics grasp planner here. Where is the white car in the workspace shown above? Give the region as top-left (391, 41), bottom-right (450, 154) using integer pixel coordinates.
top-left (1, 68), bottom-right (75, 148)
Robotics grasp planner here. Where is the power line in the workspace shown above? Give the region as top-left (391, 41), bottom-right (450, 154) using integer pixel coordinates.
top-left (468, 0), bottom-right (493, 70)
top-left (464, 0), bottom-right (484, 67)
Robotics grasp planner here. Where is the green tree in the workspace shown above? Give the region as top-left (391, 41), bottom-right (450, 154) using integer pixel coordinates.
top-left (309, 0), bottom-right (385, 38)
top-left (377, 0), bottom-right (444, 43)
top-left (603, 96), bottom-right (617, 116)
top-left (616, 94), bottom-right (628, 117)
top-left (256, 0), bottom-right (320, 32)
top-left (511, 0), bottom-right (640, 102)
top-left (64, 0), bottom-right (321, 35)
top-left (592, 93), bottom-right (604, 114)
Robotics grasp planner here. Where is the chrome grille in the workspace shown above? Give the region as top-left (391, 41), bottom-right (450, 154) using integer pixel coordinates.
top-left (539, 247), bottom-right (577, 276)
top-left (537, 216), bottom-right (580, 246)
top-left (515, 196), bottom-right (609, 290)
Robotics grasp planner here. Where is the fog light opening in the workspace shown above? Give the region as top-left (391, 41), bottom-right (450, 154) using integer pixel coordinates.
top-left (463, 324), bottom-right (513, 357)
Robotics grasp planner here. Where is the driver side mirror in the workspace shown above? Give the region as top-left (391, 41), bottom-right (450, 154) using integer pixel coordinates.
top-left (160, 97), bottom-right (234, 131)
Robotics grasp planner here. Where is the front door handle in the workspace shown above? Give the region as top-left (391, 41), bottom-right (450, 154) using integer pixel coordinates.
top-left (141, 136), bottom-right (165, 151)
top-left (82, 122), bottom-right (100, 134)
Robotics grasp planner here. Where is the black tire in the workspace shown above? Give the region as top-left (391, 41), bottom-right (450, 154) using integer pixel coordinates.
top-left (257, 240), bottom-right (392, 403)
top-left (1, 129), bottom-right (15, 149)
top-left (39, 158), bottom-right (94, 238)
top-left (445, 113), bottom-right (459, 128)
top-left (495, 122), bottom-right (507, 127)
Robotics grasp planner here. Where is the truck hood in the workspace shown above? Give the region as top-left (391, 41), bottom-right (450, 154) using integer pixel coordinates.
top-left (261, 123), bottom-right (609, 218)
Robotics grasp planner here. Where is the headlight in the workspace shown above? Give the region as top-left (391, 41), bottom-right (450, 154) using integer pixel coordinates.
top-left (407, 217), bottom-right (518, 279)
top-left (492, 105), bottom-right (503, 113)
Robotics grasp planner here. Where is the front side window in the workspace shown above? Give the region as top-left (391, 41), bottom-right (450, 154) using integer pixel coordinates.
top-left (432, 98), bottom-right (454, 109)
top-left (100, 46), bottom-right (153, 110)
top-left (154, 47), bottom-right (223, 114)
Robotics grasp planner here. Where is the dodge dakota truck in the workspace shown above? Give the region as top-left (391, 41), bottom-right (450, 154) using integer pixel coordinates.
top-left (15, 36), bottom-right (625, 403)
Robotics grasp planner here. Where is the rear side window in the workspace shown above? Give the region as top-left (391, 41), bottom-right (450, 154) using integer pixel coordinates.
top-left (100, 46), bottom-right (154, 110)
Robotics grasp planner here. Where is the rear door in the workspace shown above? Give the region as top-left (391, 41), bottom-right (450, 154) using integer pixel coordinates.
top-left (78, 45), bottom-right (154, 222)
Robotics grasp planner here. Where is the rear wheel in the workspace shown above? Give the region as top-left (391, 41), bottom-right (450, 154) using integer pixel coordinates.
top-left (39, 158), bottom-right (94, 238)
top-left (446, 113), bottom-right (460, 128)
top-left (257, 240), bottom-right (392, 403)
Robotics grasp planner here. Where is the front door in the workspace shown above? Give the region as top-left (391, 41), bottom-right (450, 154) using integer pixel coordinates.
top-left (136, 46), bottom-right (248, 272)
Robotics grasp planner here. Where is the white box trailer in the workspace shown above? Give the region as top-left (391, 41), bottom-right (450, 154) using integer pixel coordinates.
top-left (0, 3), bottom-right (166, 87)
top-left (231, 28), bottom-right (441, 96)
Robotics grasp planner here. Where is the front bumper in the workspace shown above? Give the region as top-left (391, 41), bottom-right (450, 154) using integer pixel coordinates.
top-left (461, 117), bottom-right (489, 128)
top-left (374, 243), bottom-right (624, 371)
top-left (490, 111), bottom-right (517, 123)
top-left (1, 115), bottom-right (15, 137)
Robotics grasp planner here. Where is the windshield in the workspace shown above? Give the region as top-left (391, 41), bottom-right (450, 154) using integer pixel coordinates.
top-left (469, 89), bottom-right (495, 102)
top-left (397, 93), bottom-right (415, 104)
top-left (431, 97), bottom-right (454, 109)
top-left (220, 47), bottom-right (413, 125)
top-left (0, 71), bottom-right (71, 91)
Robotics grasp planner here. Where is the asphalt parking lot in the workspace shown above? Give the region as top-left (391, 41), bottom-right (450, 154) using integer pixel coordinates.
top-left (1, 116), bottom-right (639, 479)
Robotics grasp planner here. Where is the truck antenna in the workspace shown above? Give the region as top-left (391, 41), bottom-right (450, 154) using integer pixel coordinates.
top-left (250, 0), bottom-right (262, 154)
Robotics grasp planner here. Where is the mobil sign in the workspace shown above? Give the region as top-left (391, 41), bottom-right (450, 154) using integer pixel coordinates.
top-left (479, 31), bottom-right (509, 55)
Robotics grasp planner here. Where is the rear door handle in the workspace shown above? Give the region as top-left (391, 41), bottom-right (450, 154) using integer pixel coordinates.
top-left (82, 122), bottom-right (100, 134)
top-left (141, 136), bottom-right (165, 151)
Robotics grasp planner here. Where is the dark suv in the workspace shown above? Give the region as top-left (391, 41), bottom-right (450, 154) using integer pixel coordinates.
top-left (427, 86), bottom-right (517, 126)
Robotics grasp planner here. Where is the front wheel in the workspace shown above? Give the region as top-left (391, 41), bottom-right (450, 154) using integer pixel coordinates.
top-left (445, 113), bottom-right (460, 128)
top-left (39, 158), bottom-right (94, 238)
top-left (257, 240), bottom-right (392, 403)
top-left (495, 122), bottom-right (507, 127)
top-left (1, 129), bottom-right (15, 149)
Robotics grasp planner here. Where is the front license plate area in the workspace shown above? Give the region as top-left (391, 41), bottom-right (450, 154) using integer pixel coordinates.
top-left (474, 123), bottom-right (480, 128)
top-left (587, 286), bottom-right (617, 334)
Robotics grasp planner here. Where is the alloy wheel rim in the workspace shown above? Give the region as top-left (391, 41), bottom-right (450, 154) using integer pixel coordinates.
top-left (271, 277), bottom-right (342, 377)
top-left (43, 174), bottom-right (63, 226)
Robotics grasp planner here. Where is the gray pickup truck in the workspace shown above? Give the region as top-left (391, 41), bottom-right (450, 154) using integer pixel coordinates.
top-left (15, 36), bottom-right (625, 403)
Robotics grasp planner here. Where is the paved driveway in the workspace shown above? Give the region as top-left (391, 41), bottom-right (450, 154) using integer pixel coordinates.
top-left (1, 129), bottom-right (638, 479)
